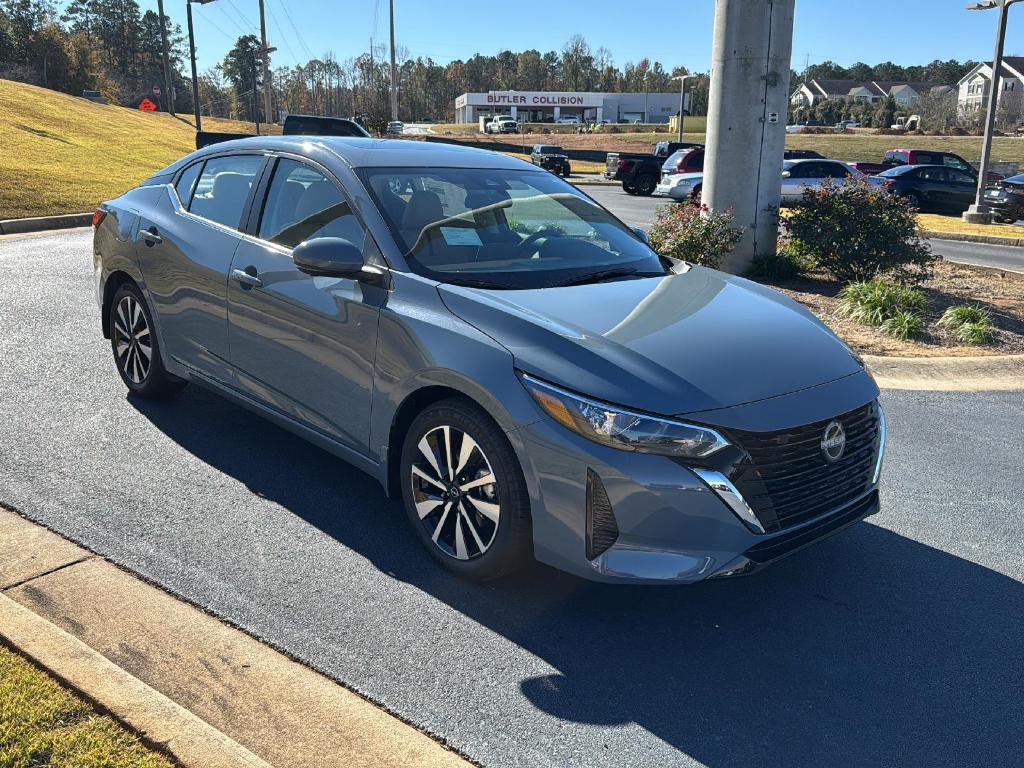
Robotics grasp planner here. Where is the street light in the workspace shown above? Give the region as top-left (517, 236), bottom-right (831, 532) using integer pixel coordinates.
top-left (675, 75), bottom-right (690, 143)
top-left (186, 0), bottom-right (218, 132)
top-left (963, 0), bottom-right (1022, 223)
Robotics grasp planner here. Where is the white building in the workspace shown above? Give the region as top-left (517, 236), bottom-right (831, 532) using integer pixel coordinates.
top-left (454, 90), bottom-right (681, 124)
top-left (957, 57), bottom-right (1024, 119)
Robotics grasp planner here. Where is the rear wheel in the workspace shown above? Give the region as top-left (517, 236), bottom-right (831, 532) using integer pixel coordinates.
top-left (690, 184), bottom-right (703, 205)
top-left (634, 174), bottom-right (657, 196)
top-left (400, 398), bottom-right (532, 581)
top-left (109, 283), bottom-right (185, 399)
top-left (902, 191), bottom-right (923, 211)
top-left (622, 181), bottom-right (637, 195)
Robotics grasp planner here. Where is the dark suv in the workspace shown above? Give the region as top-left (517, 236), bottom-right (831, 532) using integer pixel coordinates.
top-left (530, 145), bottom-right (571, 177)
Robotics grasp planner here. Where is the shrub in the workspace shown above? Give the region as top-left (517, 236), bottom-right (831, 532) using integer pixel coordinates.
top-left (880, 310), bottom-right (926, 340)
top-left (647, 203), bottom-right (744, 269)
top-left (837, 279), bottom-right (929, 326)
top-left (938, 305), bottom-right (996, 345)
top-left (785, 178), bottom-right (935, 284)
top-left (746, 246), bottom-right (812, 280)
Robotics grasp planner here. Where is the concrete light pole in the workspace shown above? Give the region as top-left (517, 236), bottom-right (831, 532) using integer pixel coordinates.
top-left (962, 0), bottom-right (1022, 224)
top-left (389, 0), bottom-right (398, 122)
top-left (156, 0), bottom-right (175, 115)
top-left (675, 75), bottom-right (689, 142)
top-left (703, 0), bottom-right (796, 274)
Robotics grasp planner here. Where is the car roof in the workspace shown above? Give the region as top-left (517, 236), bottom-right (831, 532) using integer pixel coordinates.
top-left (179, 135), bottom-right (532, 171)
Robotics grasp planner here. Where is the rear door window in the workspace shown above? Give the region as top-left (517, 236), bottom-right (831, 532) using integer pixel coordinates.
top-left (188, 155), bottom-right (265, 229)
top-left (943, 155), bottom-right (972, 174)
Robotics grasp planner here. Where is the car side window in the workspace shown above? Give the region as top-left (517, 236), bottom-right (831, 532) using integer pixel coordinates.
top-left (948, 169), bottom-right (975, 184)
top-left (820, 163), bottom-right (848, 178)
top-left (919, 167), bottom-right (946, 182)
top-left (258, 158), bottom-right (366, 250)
top-left (188, 155), bottom-right (264, 229)
top-left (943, 156), bottom-right (971, 173)
top-left (174, 162), bottom-right (203, 208)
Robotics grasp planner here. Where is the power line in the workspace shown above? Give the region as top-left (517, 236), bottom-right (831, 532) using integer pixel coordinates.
top-left (224, 0), bottom-right (260, 34)
top-left (277, 0), bottom-right (316, 61)
top-left (264, 2), bottom-right (299, 65)
top-left (211, 3), bottom-right (250, 37)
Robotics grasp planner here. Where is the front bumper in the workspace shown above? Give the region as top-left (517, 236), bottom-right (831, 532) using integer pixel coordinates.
top-left (514, 372), bottom-right (883, 584)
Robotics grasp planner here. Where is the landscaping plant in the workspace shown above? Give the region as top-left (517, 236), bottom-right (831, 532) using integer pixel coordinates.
top-left (837, 279), bottom-right (929, 326)
top-left (647, 203), bottom-right (744, 270)
top-left (746, 245), bottom-right (812, 280)
top-left (938, 304), bottom-right (997, 345)
top-left (784, 178), bottom-right (934, 284)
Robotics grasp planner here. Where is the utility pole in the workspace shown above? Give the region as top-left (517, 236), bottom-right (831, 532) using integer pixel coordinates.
top-left (389, 0), bottom-right (398, 121)
top-left (186, 0), bottom-right (202, 131)
top-left (251, 52), bottom-right (261, 135)
top-left (258, 0), bottom-right (274, 124)
top-left (703, 0), bottom-right (796, 274)
top-left (675, 75), bottom-right (689, 142)
top-left (156, 0), bottom-right (175, 115)
top-left (963, 0), bottom-right (1022, 223)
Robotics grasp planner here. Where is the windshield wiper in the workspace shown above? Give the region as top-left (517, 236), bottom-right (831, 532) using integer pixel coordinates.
top-left (554, 268), bottom-right (664, 288)
top-left (446, 277), bottom-right (512, 290)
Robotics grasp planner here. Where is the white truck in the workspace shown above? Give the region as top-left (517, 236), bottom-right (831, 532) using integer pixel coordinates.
top-left (480, 115), bottom-right (520, 134)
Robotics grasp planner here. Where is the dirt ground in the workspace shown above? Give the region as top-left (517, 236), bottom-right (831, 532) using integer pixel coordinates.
top-left (769, 260), bottom-right (1024, 357)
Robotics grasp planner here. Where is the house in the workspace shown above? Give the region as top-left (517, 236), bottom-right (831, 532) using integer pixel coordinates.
top-left (790, 79), bottom-right (948, 108)
top-left (957, 57), bottom-right (1024, 119)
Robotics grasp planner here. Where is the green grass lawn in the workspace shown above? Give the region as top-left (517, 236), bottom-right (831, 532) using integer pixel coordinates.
top-left (0, 78), bottom-right (273, 219)
top-left (0, 646), bottom-right (173, 768)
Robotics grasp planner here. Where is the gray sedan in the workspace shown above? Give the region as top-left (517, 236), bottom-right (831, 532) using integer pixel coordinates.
top-left (93, 136), bottom-right (885, 583)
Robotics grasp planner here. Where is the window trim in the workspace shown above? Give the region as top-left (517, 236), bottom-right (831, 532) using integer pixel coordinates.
top-left (172, 160), bottom-right (206, 208)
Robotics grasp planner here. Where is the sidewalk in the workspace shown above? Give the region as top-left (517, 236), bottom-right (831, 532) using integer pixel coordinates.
top-left (0, 506), bottom-right (472, 768)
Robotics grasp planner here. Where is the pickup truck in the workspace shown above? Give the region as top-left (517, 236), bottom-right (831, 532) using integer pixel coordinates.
top-left (848, 149), bottom-right (1003, 182)
top-left (196, 113), bottom-right (371, 148)
top-left (605, 141), bottom-right (703, 196)
top-left (485, 115), bottom-right (520, 134)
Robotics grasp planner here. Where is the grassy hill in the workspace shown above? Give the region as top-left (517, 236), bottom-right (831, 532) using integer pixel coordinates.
top-left (0, 79), bottom-right (271, 219)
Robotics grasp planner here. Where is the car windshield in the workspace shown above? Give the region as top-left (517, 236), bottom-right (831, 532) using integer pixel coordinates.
top-left (359, 167), bottom-right (667, 289)
top-left (879, 165), bottom-right (917, 177)
top-left (538, 146), bottom-right (563, 154)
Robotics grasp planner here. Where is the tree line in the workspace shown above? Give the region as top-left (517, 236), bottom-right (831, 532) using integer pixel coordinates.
top-left (802, 59), bottom-right (978, 88)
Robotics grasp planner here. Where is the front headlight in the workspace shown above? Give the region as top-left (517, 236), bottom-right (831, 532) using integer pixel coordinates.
top-left (520, 373), bottom-right (730, 458)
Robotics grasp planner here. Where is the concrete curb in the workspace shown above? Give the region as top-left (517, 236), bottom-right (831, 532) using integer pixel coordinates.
top-left (0, 508), bottom-right (473, 768)
top-left (0, 594), bottom-right (274, 768)
top-left (0, 213), bottom-right (92, 235)
top-left (923, 230), bottom-right (1024, 248)
top-left (864, 353), bottom-right (1024, 391)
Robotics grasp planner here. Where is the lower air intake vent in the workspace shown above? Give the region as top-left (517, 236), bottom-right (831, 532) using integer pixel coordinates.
top-left (586, 469), bottom-right (619, 560)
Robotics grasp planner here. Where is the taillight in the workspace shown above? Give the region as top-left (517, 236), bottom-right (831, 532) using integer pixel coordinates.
top-left (92, 208), bottom-right (107, 228)
top-left (1006, 186), bottom-right (1024, 197)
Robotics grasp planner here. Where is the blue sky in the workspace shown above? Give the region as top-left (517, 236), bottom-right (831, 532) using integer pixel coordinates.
top-left (141, 0), bottom-right (1024, 76)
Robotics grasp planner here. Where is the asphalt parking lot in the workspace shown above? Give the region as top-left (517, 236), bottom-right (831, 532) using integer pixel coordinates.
top-left (1, 229), bottom-right (1022, 768)
top-left (584, 185), bottom-right (1024, 273)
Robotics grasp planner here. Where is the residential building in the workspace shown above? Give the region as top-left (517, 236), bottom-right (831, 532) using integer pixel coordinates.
top-left (957, 57), bottom-right (1024, 121)
top-left (790, 79), bottom-right (950, 108)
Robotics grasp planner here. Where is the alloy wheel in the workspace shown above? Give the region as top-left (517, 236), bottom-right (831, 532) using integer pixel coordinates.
top-left (113, 295), bottom-right (152, 385)
top-left (410, 425), bottom-right (500, 560)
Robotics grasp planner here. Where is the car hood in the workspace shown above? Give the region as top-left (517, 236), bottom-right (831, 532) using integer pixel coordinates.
top-left (439, 267), bottom-right (864, 417)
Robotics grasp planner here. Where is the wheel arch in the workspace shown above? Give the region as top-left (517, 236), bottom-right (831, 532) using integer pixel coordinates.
top-left (101, 270), bottom-right (138, 339)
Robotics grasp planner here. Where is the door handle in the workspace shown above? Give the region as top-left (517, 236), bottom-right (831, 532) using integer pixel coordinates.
top-left (231, 268), bottom-right (263, 289)
top-left (142, 227), bottom-right (162, 246)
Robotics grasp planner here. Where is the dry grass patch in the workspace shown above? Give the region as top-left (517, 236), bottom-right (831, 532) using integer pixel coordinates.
top-left (0, 645), bottom-right (173, 768)
top-left (0, 78), bottom-right (274, 218)
top-left (917, 213), bottom-right (1023, 239)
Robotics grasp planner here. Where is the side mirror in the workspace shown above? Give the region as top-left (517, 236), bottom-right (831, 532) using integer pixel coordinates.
top-left (781, 170), bottom-right (792, 178)
top-left (293, 237), bottom-right (377, 281)
top-left (633, 227), bottom-right (650, 245)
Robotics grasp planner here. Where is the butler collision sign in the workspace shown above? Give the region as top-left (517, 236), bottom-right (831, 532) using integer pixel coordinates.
top-left (454, 89), bottom-right (680, 124)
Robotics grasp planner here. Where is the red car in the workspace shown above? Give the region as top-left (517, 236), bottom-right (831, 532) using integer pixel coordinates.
top-left (850, 149), bottom-right (1003, 182)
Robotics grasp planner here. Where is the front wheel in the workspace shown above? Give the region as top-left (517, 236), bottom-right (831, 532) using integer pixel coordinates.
top-left (400, 399), bottom-right (532, 581)
top-left (902, 191), bottom-right (922, 211)
top-left (109, 283), bottom-right (185, 399)
top-left (622, 181), bottom-right (637, 195)
top-left (634, 174), bottom-right (657, 196)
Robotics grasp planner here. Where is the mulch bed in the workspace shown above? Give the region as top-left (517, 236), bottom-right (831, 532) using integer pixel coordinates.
top-left (767, 259), bottom-right (1024, 357)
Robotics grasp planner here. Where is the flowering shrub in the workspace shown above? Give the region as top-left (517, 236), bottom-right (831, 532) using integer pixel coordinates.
top-left (784, 178), bottom-right (935, 284)
top-left (647, 203), bottom-right (744, 270)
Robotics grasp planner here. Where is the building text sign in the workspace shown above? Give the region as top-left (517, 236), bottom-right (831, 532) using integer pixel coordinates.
top-left (457, 91), bottom-right (604, 109)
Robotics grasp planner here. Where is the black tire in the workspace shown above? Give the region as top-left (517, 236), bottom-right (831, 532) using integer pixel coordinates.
top-left (109, 282), bottom-right (186, 399)
top-left (400, 398), bottom-right (532, 581)
top-left (622, 181), bottom-right (638, 195)
top-left (690, 185), bottom-right (703, 205)
top-left (634, 174), bottom-right (657, 196)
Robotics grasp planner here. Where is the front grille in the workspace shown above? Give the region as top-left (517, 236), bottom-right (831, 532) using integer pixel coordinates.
top-left (728, 403), bottom-right (880, 533)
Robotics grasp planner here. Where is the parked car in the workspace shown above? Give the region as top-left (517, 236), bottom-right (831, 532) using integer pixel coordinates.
top-left (485, 115), bottom-right (519, 134)
top-left (93, 136), bottom-right (885, 584)
top-left (849, 149), bottom-right (1003, 182)
top-left (555, 116), bottom-right (581, 124)
top-left (605, 142), bottom-right (703, 195)
top-left (834, 120), bottom-right (860, 131)
top-left (386, 121), bottom-right (404, 135)
top-left (876, 164), bottom-right (980, 213)
top-left (529, 144), bottom-right (571, 177)
top-left (981, 172), bottom-right (1024, 223)
top-left (660, 147), bottom-right (705, 178)
top-left (655, 156), bottom-right (855, 202)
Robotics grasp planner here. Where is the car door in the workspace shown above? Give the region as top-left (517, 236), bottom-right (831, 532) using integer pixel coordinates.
top-left (946, 168), bottom-right (979, 211)
top-left (916, 167), bottom-right (951, 209)
top-left (135, 153), bottom-right (266, 384)
top-left (226, 156), bottom-right (384, 455)
top-left (780, 163), bottom-right (809, 202)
